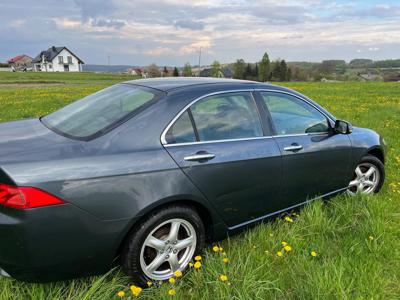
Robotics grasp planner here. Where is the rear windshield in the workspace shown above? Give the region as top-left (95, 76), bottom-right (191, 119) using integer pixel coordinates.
top-left (41, 84), bottom-right (163, 139)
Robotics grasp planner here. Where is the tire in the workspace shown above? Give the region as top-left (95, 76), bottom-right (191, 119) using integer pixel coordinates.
top-left (121, 204), bottom-right (205, 286)
top-left (347, 155), bottom-right (385, 195)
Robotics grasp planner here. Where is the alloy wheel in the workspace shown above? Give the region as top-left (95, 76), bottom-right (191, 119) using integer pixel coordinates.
top-left (347, 162), bottom-right (380, 195)
top-left (140, 218), bottom-right (196, 281)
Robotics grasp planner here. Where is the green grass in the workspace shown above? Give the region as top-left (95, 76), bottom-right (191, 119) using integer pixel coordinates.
top-left (0, 73), bottom-right (399, 299)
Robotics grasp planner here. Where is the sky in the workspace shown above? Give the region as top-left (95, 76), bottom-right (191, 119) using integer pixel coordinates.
top-left (1, 0), bottom-right (400, 66)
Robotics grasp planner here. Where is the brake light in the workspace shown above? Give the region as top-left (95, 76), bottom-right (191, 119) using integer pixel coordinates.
top-left (0, 184), bottom-right (65, 209)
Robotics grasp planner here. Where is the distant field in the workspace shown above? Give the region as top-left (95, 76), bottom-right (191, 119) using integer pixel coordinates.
top-left (0, 72), bottom-right (399, 299)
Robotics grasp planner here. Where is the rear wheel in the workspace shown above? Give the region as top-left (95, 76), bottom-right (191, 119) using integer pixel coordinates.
top-left (347, 155), bottom-right (385, 195)
top-left (121, 205), bottom-right (205, 286)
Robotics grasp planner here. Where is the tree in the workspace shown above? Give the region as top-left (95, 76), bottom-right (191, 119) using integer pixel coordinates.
top-left (244, 63), bottom-right (252, 79)
top-left (162, 66), bottom-right (169, 77)
top-left (253, 63), bottom-right (259, 81)
top-left (233, 59), bottom-right (246, 79)
top-left (147, 63), bottom-right (161, 77)
top-left (182, 63), bottom-right (192, 77)
top-left (271, 60), bottom-right (281, 81)
top-left (258, 52), bottom-right (271, 82)
top-left (173, 67), bottom-right (179, 77)
top-left (279, 60), bottom-right (288, 81)
top-left (211, 60), bottom-right (223, 77)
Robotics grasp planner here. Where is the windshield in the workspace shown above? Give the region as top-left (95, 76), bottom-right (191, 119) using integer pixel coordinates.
top-left (41, 84), bottom-right (162, 139)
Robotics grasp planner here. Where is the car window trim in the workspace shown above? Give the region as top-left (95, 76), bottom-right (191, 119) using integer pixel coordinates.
top-left (160, 89), bottom-right (335, 146)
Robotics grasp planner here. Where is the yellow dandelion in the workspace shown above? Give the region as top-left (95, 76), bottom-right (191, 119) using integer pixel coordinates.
top-left (168, 289), bottom-right (176, 296)
top-left (147, 281), bottom-right (153, 287)
top-left (117, 291), bottom-right (125, 298)
top-left (219, 246), bottom-right (223, 252)
top-left (194, 261), bottom-right (202, 269)
top-left (311, 251), bottom-right (317, 257)
top-left (368, 236), bottom-right (374, 241)
top-left (169, 277), bottom-right (176, 284)
top-left (284, 245), bottom-right (292, 252)
top-left (212, 245), bottom-right (220, 252)
top-left (284, 216), bottom-right (294, 223)
top-left (174, 270), bottom-right (183, 278)
top-left (223, 257), bottom-right (229, 263)
top-left (269, 233), bottom-right (274, 237)
top-left (277, 251), bottom-right (283, 257)
top-left (222, 252), bottom-right (227, 256)
top-left (281, 241), bottom-right (288, 246)
top-left (130, 285), bottom-right (142, 297)
top-left (194, 255), bottom-right (202, 261)
top-left (219, 274), bottom-right (228, 282)
top-left (189, 262), bottom-right (194, 267)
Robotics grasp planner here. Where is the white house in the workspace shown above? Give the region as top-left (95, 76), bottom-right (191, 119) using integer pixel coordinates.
top-left (32, 46), bottom-right (84, 72)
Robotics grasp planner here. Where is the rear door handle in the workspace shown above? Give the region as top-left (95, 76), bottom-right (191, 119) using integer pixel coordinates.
top-left (283, 144), bottom-right (303, 152)
top-left (184, 153), bottom-right (216, 162)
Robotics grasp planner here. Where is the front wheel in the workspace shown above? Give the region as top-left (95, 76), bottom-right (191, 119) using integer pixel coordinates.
top-left (347, 155), bottom-right (385, 195)
top-left (121, 205), bottom-right (205, 286)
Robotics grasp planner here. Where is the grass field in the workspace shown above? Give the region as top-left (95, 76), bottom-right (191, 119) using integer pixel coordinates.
top-left (0, 73), bottom-right (399, 299)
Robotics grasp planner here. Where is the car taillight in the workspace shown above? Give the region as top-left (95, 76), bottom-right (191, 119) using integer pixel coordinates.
top-left (0, 184), bottom-right (65, 209)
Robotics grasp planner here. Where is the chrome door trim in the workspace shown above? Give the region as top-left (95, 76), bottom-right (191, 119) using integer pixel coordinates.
top-left (164, 135), bottom-right (274, 148)
top-left (184, 153), bottom-right (216, 161)
top-left (160, 89), bottom-right (336, 146)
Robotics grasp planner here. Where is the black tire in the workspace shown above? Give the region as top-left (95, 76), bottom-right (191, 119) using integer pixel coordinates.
top-left (121, 204), bottom-right (205, 286)
top-left (349, 155), bottom-right (385, 194)
top-left (362, 155), bottom-right (385, 193)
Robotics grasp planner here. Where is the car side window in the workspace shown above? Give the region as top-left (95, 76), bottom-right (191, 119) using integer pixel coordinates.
top-left (260, 92), bottom-right (329, 135)
top-left (165, 111), bottom-right (196, 144)
top-left (190, 92), bottom-right (263, 142)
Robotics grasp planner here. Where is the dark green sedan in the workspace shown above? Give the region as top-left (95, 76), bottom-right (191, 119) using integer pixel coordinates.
top-left (0, 78), bottom-right (386, 285)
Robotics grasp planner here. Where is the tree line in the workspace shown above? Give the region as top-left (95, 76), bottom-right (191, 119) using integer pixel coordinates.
top-left (232, 53), bottom-right (291, 82)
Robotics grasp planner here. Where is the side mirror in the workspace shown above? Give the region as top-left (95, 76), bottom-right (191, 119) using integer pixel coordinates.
top-left (334, 120), bottom-right (352, 134)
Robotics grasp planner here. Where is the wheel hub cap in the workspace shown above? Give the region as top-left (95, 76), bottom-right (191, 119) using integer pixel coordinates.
top-left (347, 162), bottom-right (380, 195)
top-left (140, 218), bottom-right (196, 281)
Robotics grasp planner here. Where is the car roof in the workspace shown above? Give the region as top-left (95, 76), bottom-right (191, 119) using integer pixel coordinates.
top-left (123, 77), bottom-right (269, 92)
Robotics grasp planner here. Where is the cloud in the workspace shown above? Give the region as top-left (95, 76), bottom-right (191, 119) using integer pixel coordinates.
top-left (1, 1), bottom-right (400, 65)
top-left (174, 20), bottom-right (205, 30)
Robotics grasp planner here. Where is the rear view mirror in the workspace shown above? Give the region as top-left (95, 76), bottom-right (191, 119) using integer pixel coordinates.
top-left (334, 120), bottom-right (352, 134)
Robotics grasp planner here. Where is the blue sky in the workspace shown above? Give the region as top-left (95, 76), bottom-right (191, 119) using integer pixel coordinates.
top-left (1, 0), bottom-right (399, 66)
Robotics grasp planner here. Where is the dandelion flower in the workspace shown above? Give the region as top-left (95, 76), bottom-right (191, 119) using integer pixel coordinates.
top-left (169, 277), bottom-right (176, 284)
top-left (219, 274), bottom-right (228, 282)
top-left (311, 251), bottom-right (317, 257)
top-left (277, 251), bottom-right (283, 257)
top-left (284, 216), bottom-right (294, 223)
top-left (213, 246), bottom-right (220, 252)
top-left (269, 233), bottom-right (274, 237)
top-left (117, 291), bottom-right (125, 298)
top-left (368, 236), bottom-right (374, 241)
top-left (284, 245), bottom-right (292, 252)
top-left (219, 246), bottom-right (223, 252)
top-left (147, 281), bottom-right (153, 287)
top-left (189, 262), bottom-right (194, 267)
top-left (194, 255), bottom-right (202, 261)
top-left (168, 289), bottom-right (176, 296)
top-left (174, 270), bottom-right (183, 278)
top-left (222, 252), bottom-right (227, 256)
top-left (281, 241), bottom-right (288, 246)
top-left (223, 257), bottom-right (229, 263)
top-left (130, 285), bottom-right (142, 297)
top-left (194, 261), bottom-right (202, 269)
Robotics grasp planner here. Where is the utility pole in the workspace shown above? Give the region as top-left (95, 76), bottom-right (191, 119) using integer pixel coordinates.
top-left (198, 47), bottom-right (202, 76)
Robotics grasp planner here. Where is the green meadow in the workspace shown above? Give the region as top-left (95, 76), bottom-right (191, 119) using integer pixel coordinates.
top-left (0, 72), bottom-right (399, 299)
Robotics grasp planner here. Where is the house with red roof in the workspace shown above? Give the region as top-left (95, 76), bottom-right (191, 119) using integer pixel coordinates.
top-left (8, 55), bottom-right (33, 71)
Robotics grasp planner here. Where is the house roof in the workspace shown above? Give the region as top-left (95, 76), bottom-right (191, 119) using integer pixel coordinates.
top-left (8, 55), bottom-right (32, 63)
top-left (32, 46), bottom-right (84, 64)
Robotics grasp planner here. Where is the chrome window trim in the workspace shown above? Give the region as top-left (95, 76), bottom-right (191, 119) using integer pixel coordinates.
top-left (160, 89), bottom-right (335, 146)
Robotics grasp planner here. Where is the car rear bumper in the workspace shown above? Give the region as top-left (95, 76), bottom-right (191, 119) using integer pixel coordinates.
top-left (0, 203), bottom-right (133, 282)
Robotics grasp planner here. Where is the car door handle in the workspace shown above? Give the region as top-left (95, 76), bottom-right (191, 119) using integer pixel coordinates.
top-left (283, 144), bottom-right (303, 152)
top-left (184, 153), bottom-right (216, 162)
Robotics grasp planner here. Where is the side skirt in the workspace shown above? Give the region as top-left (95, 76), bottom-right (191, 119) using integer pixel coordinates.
top-left (228, 187), bottom-right (348, 231)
